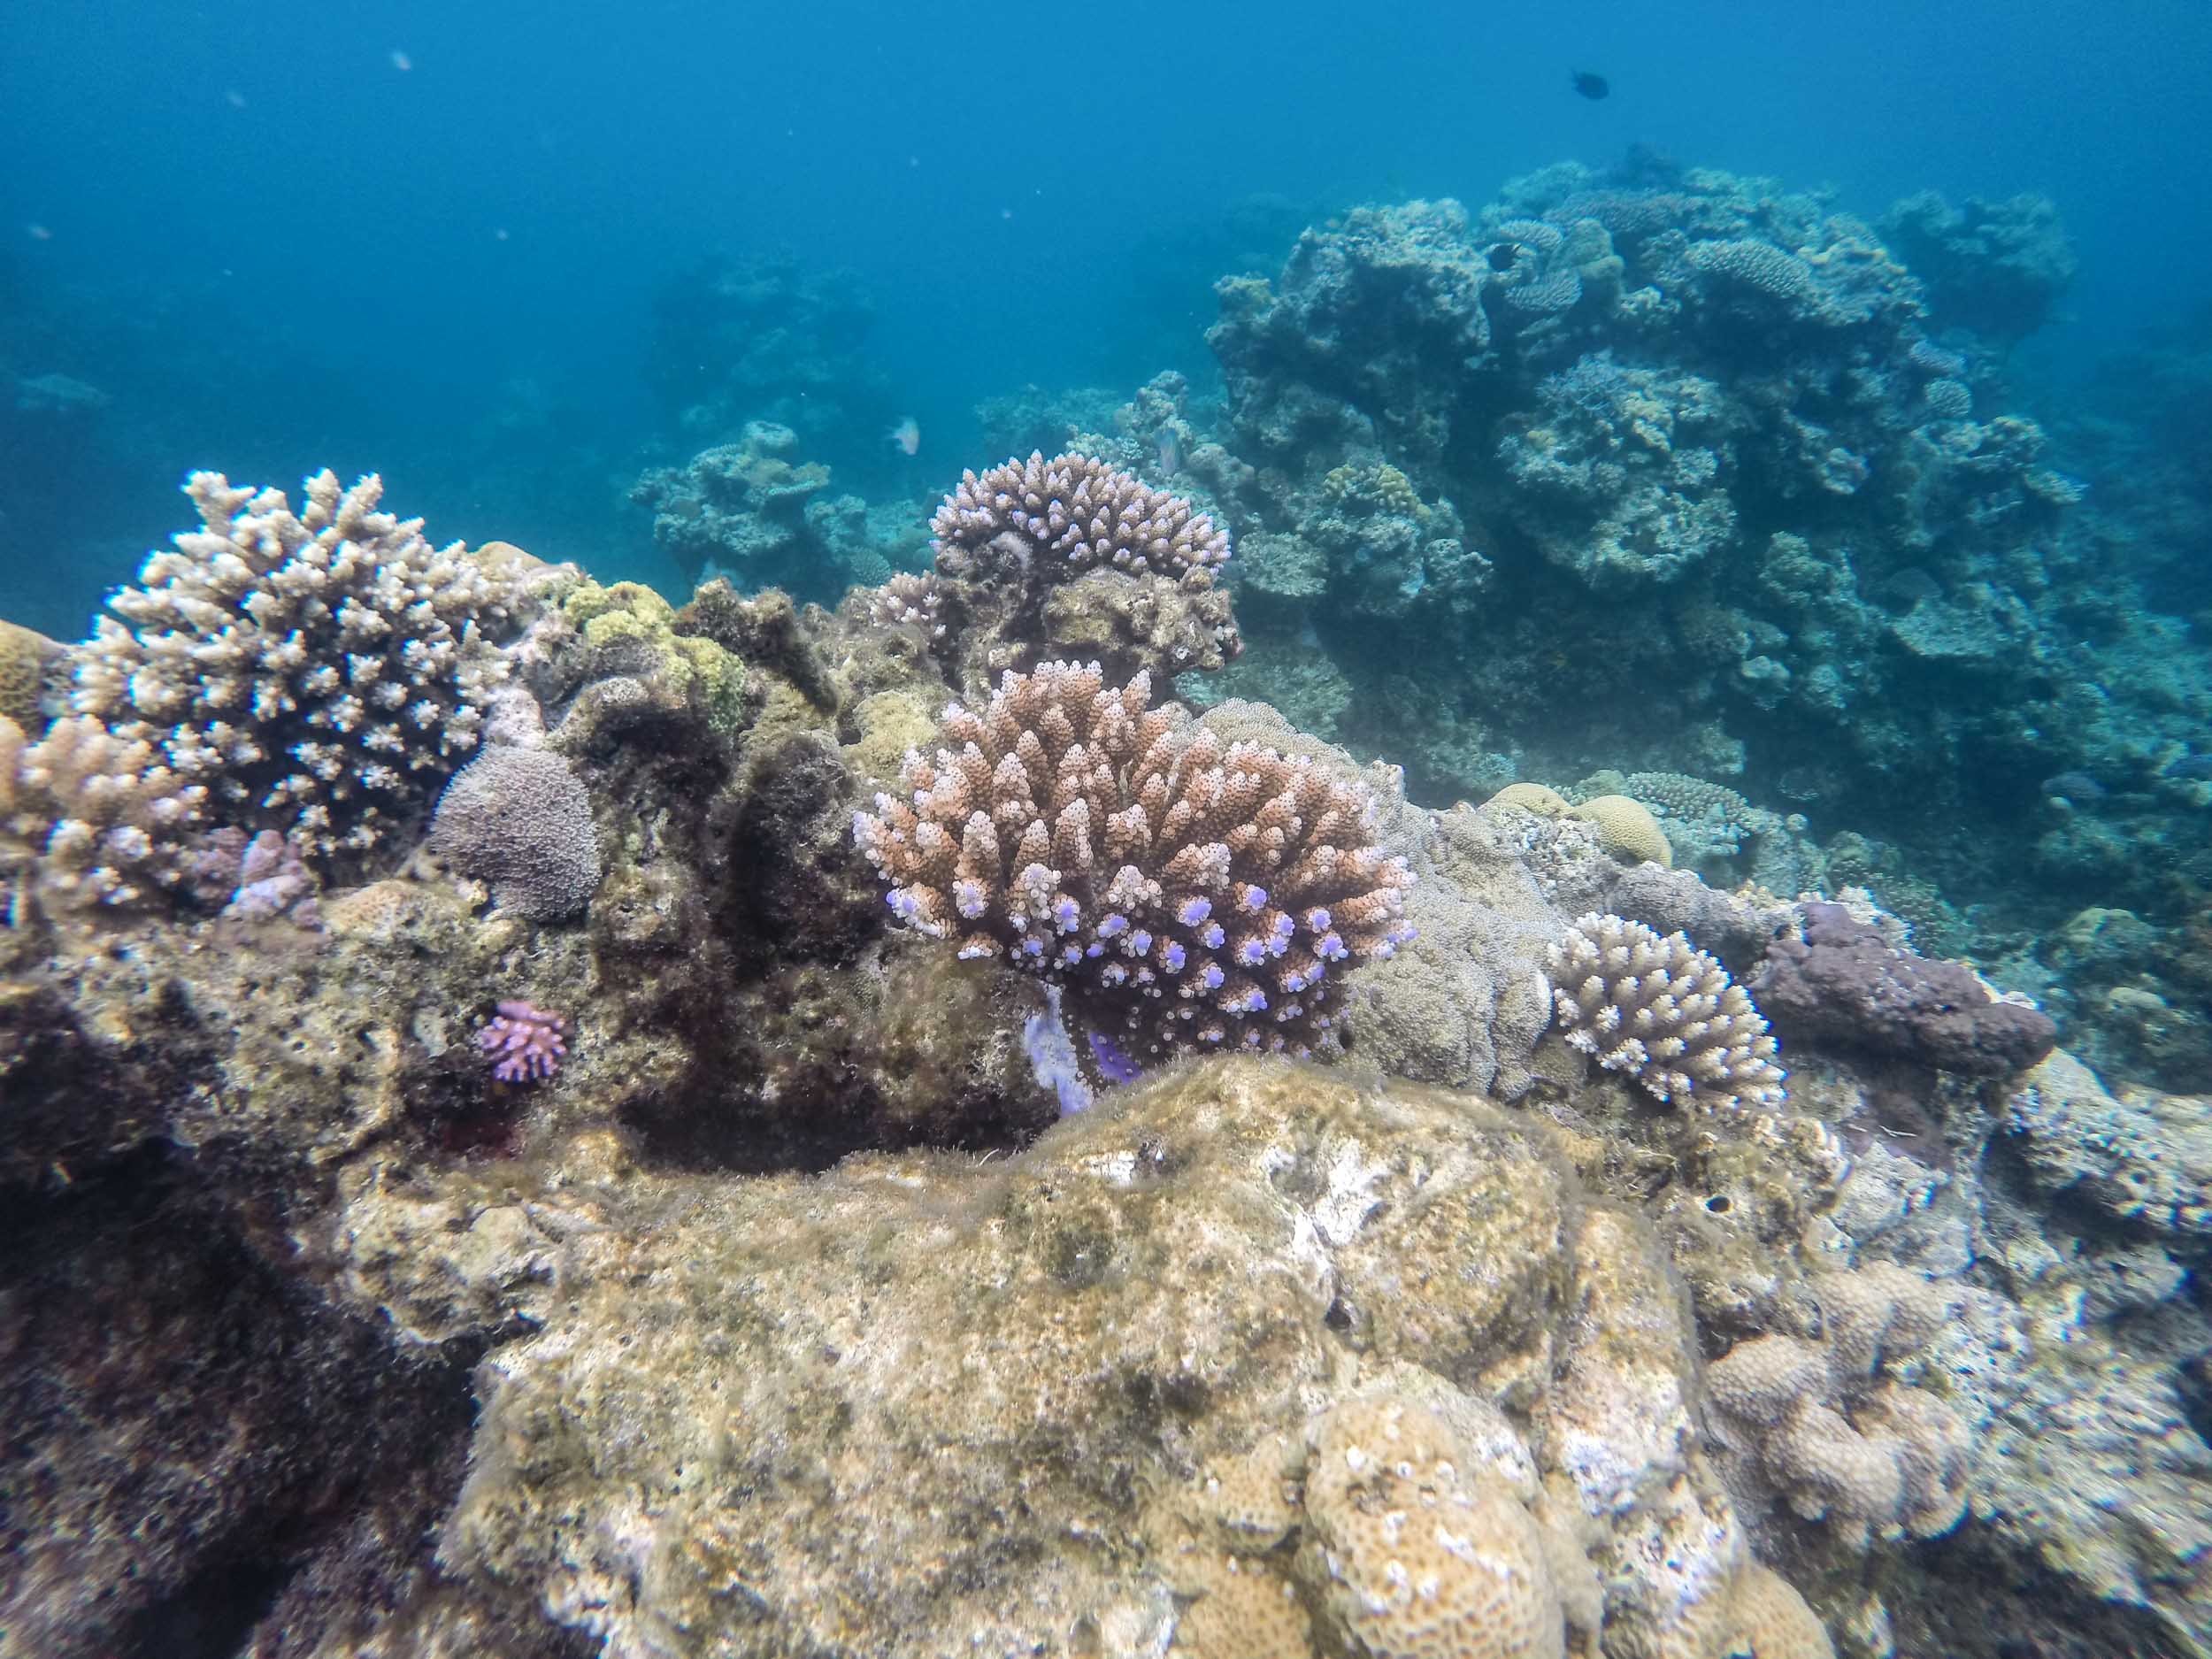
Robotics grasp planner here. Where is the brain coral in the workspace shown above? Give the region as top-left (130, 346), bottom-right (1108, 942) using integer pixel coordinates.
top-left (70, 471), bottom-right (533, 863)
top-left (1547, 912), bottom-right (1786, 1110)
top-left (1569, 795), bottom-right (1673, 867)
top-left (854, 660), bottom-right (1413, 1060)
top-left (428, 746), bottom-right (602, 922)
top-left (1300, 1394), bottom-right (1567, 1659)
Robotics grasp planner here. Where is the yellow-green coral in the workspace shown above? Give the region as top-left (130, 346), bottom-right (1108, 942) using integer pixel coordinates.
top-left (0, 619), bottom-right (57, 731)
top-left (561, 580), bottom-right (750, 734)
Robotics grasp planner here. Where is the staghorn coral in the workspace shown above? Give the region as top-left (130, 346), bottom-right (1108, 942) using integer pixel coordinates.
top-left (853, 659), bottom-right (1413, 1060)
top-left (1547, 912), bottom-right (1786, 1110)
top-left (70, 470), bottom-right (536, 864)
top-left (1705, 1264), bottom-right (1969, 1544)
top-left (427, 746), bottom-right (602, 922)
top-left (0, 713), bottom-right (210, 908)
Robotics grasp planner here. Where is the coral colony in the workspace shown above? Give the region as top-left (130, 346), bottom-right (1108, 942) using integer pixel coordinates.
top-left (854, 658), bottom-right (1414, 1060)
top-left (6, 155), bottom-right (2212, 1659)
top-left (478, 1001), bottom-right (567, 1083)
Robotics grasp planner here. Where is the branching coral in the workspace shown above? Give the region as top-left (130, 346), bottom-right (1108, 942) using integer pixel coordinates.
top-left (892, 451), bottom-right (1242, 692)
top-left (0, 714), bottom-right (209, 907)
top-left (1547, 912), bottom-right (1786, 1110)
top-left (853, 660), bottom-right (1413, 1060)
top-left (931, 449), bottom-right (1231, 580)
top-left (70, 471), bottom-right (534, 864)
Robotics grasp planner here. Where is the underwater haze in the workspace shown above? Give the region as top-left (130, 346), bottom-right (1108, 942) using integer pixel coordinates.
top-left (12, 4), bottom-right (2212, 1658)
top-left (4, 0), bottom-right (2209, 630)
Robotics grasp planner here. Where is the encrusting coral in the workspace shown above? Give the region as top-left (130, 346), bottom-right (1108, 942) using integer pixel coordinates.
top-left (1705, 1263), bottom-right (1969, 1545)
top-left (854, 659), bottom-right (1413, 1060)
top-left (1547, 911), bottom-right (1786, 1110)
top-left (69, 470), bottom-right (542, 864)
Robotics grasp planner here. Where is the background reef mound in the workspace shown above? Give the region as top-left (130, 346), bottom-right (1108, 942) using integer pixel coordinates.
top-left (3, 448), bottom-right (2210, 1655)
top-left (1132, 154), bottom-right (2211, 1068)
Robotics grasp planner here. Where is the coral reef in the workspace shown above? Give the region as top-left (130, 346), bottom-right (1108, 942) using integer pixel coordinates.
top-left (630, 419), bottom-right (919, 601)
top-left (853, 659), bottom-right (1413, 1060)
top-left (1546, 912), bottom-right (1786, 1110)
top-left (7, 146), bottom-right (2212, 1659)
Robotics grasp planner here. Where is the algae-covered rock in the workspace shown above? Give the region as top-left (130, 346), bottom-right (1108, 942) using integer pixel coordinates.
top-left (430, 1058), bottom-right (1768, 1658)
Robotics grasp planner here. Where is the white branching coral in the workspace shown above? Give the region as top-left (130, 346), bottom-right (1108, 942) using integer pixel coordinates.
top-left (853, 660), bottom-right (1412, 1060)
top-left (70, 471), bottom-right (529, 862)
top-left (1546, 911), bottom-right (1786, 1110)
top-left (0, 714), bottom-right (209, 907)
top-left (931, 449), bottom-right (1231, 579)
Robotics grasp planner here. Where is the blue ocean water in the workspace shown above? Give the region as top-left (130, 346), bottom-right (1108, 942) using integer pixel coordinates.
top-left (3, 0), bottom-right (2207, 634)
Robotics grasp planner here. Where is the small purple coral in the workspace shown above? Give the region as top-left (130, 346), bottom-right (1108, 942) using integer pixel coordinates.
top-left (480, 1000), bottom-right (567, 1083)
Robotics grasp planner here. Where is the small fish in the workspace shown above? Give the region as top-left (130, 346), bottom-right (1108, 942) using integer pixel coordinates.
top-left (1155, 430), bottom-right (1182, 475)
top-left (2164, 754), bottom-right (2212, 781)
top-left (887, 416), bottom-right (920, 457)
top-left (2040, 771), bottom-right (2106, 803)
top-left (389, 49), bottom-right (413, 72)
top-left (1571, 70), bottom-right (1609, 100)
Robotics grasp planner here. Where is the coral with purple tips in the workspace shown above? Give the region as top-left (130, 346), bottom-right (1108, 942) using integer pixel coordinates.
top-left (479, 1001), bottom-right (568, 1084)
top-left (854, 660), bottom-right (1412, 1060)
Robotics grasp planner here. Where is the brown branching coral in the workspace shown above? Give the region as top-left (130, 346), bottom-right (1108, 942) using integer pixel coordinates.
top-left (853, 660), bottom-right (1412, 1060)
top-left (1548, 911), bottom-right (1786, 1110)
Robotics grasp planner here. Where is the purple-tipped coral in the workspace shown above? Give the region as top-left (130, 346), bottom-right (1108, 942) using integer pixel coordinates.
top-left (931, 451), bottom-right (1230, 579)
top-left (479, 1000), bottom-right (567, 1083)
top-left (853, 659), bottom-right (1413, 1061)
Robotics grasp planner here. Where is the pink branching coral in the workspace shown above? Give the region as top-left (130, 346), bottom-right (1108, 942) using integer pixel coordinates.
top-left (480, 1000), bottom-right (567, 1083)
top-left (931, 450), bottom-right (1231, 579)
top-left (853, 660), bottom-right (1413, 1060)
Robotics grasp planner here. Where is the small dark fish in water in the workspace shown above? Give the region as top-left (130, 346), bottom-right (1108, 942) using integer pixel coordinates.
top-left (1571, 70), bottom-right (1609, 100)
top-left (2165, 754), bottom-right (2212, 780)
top-left (2040, 771), bottom-right (2106, 803)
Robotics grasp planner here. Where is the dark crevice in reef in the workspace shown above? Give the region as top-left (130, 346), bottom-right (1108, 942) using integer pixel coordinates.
top-left (1898, 1532), bottom-right (2197, 1659)
top-left (0, 1141), bottom-right (481, 1659)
